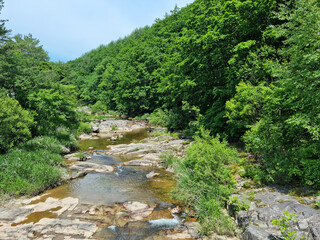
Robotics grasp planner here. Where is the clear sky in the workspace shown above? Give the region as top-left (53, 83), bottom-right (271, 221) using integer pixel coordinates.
top-left (1, 0), bottom-right (194, 62)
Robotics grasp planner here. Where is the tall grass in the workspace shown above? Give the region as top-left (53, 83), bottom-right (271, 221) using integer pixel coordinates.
top-left (171, 130), bottom-right (238, 235)
top-left (0, 133), bottom-right (77, 196)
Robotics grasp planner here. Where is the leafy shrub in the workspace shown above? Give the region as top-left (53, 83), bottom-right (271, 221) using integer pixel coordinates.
top-left (149, 109), bottom-right (167, 126)
top-left (173, 129), bottom-right (238, 235)
top-left (77, 122), bottom-right (93, 134)
top-left (91, 101), bottom-right (107, 114)
top-left (135, 113), bottom-right (151, 121)
top-left (271, 211), bottom-right (304, 240)
top-left (160, 151), bottom-right (179, 167)
top-left (0, 96), bottom-right (34, 153)
top-left (229, 196), bottom-right (250, 211)
top-left (18, 136), bottom-right (64, 154)
top-left (52, 128), bottom-right (78, 151)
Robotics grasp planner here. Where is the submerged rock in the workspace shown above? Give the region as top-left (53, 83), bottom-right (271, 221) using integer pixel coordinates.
top-left (69, 162), bottom-right (114, 173)
top-left (64, 153), bottom-right (87, 161)
top-left (123, 201), bottom-right (154, 221)
top-left (146, 171), bottom-right (160, 179)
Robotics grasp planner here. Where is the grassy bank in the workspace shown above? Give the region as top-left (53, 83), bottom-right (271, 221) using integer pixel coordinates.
top-left (164, 129), bottom-right (239, 236)
top-left (0, 129), bottom-right (78, 197)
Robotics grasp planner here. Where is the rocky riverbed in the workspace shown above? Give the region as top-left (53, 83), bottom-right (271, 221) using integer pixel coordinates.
top-left (0, 119), bottom-right (198, 239)
top-left (1, 118), bottom-right (319, 240)
top-left (228, 181), bottom-right (320, 240)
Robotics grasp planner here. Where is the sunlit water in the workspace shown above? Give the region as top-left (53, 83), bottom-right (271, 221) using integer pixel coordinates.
top-left (38, 128), bottom-right (193, 239)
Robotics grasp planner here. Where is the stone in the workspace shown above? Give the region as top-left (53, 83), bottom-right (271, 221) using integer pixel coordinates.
top-left (110, 136), bottom-right (117, 141)
top-left (167, 231), bottom-right (193, 239)
top-left (123, 159), bottom-right (158, 167)
top-left (60, 146), bottom-right (71, 154)
top-left (146, 171), bottom-right (160, 178)
top-left (309, 226), bottom-right (320, 240)
top-left (298, 220), bottom-right (309, 231)
top-left (123, 201), bottom-right (154, 221)
top-left (0, 208), bottom-right (33, 221)
top-left (32, 218), bottom-right (98, 238)
top-left (242, 225), bottom-right (275, 240)
top-left (69, 162), bottom-right (114, 173)
top-left (64, 153), bottom-right (87, 161)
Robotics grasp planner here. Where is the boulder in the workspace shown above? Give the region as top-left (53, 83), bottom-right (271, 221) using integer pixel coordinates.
top-left (242, 225), bottom-right (275, 240)
top-left (64, 153), bottom-right (87, 161)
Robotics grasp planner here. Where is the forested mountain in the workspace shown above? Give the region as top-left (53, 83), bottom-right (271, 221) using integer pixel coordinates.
top-left (0, 0), bottom-right (83, 195)
top-left (67, 0), bottom-right (320, 188)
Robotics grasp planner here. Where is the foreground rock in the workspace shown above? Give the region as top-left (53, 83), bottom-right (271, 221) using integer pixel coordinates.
top-left (69, 161), bottom-right (114, 174)
top-left (64, 152), bottom-right (87, 161)
top-left (228, 185), bottom-right (320, 240)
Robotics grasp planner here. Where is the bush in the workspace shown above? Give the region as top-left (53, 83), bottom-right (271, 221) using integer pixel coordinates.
top-left (91, 101), bottom-right (107, 114)
top-left (149, 109), bottom-right (167, 126)
top-left (52, 128), bottom-right (78, 151)
top-left (77, 122), bottom-right (93, 134)
top-left (18, 136), bottom-right (64, 154)
top-left (173, 129), bottom-right (238, 235)
top-left (0, 96), bottom-right (34, 153)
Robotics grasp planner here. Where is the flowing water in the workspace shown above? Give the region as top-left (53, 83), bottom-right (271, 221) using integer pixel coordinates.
top-left (31, 128), bottom-right (195, 239)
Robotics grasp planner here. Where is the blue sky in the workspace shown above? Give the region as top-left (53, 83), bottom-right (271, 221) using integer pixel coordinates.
top-left (1, 0), bottom-right (194, 62)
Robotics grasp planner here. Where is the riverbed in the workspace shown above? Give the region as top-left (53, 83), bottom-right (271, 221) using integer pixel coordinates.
top-left (0, 122), bottom-right (198, 239)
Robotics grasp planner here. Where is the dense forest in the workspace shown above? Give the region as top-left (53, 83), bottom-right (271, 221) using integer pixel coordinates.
top-left (1, 0), bottom-right (320, 236)
top-left (66, 0), bottom-right (320, 189)
top-left (0, 0), bottom-right (87, 195)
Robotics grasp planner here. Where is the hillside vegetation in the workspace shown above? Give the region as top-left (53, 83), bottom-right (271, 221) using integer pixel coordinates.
top-left (1, 0), bottom-right (319, 236)
top-left (66, 0), bottom-right (320, 189)
top-left (0, 0), bottom-right (85, 196)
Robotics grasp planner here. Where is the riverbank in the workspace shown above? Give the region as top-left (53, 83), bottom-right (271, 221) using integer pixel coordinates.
top-left (0, 119), bottom-right (199, 239)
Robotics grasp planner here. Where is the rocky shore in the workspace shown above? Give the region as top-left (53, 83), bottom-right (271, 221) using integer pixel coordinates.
top-left (0, 119), bottom-right (197, 239)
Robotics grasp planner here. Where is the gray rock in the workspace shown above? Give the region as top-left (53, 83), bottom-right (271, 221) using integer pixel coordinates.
top-left (64, 153), bottom-right (87, 161)
top-left (146, 171), bottom-right (160, 178)
top-left (298, 220), bottom-right (309, 231)
top-left (69, 162), bottom-right (114, 173)
top-left (309, 226), bottom-right (320, 240)
top-left (242, 225), bottom-right (275, 240)
top-left (123, 160), bottom-right (158, 167)
top-left (60, 145), bottom-right (71, 154)
top-left (0, 208), bottom-right (33, 221)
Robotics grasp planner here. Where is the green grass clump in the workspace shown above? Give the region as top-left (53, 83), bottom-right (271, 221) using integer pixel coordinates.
top-left (18, 136), bottom-right (64, 154)
top-left (0, 132), bottom-right (78, 197)
top-left (52, 128), bottom-right (78, 151)
top-left (77, 122), bottom-right (93, 134)
top-left (0, 148), bottom-right (63, 196)
top-left (172, 129), bottom-right (238, 236)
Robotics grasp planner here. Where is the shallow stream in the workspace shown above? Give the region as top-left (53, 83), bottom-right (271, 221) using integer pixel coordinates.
top-left (34, 128), bottom-right (194, 239)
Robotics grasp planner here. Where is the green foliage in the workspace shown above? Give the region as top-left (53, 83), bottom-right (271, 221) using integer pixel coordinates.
top-left (271, 211), bottom-right (304, 240)
top-left (91, 100), bottom-right (107, 114)
top-left (59, 0), bottom-right (320, 189)
top-left (0, 145), bottom-right (63, 196)
top-left (77, 122), bottom-right (93, 134)
top-left (159, 151), bottom-right (179, 168)
top-left (149, 109), bottom-right (167, 127)
top-left (0, 96), bottom-right (34, 153)
top-left (229, 196), bottom-right (250, 211)
top-left (27, 88), bottom-right (77, 135)
top-left (316, 199), bottom-right (320, 209)
top-left (111, 125), bottom-right (119, 131)
top-left (173, 130), bottom-right (238, 235)
top-left (51, 128), bottom-right (78, 151)
top-left (18, 136), bottom-right (64, 154)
